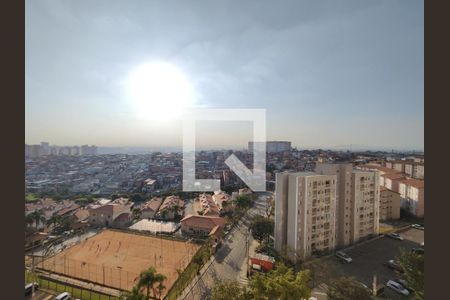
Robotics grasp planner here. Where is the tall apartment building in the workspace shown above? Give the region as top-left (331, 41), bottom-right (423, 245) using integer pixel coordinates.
top-left (350, 170), bottom-right (380, 242)
top-left (315, 164), bottom-right (380, 247)
top-left (274, 172), bottom-right (337, 261)
top-left (248, 141), bottom-right (292, 153)
top-left (275, 164), bottom-right (380, 262)
top-left (380, 187), bottom-right (401, 221)
top-left (315, 163), bottom-right (353, 246)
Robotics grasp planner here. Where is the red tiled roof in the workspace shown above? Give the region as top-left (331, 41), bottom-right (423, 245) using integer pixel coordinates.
top-left (381, 173), bottom-right (407, 180)
top-left (160, 196), bottom-right (184, 211)
top-left (181, 215), bottom-right (226, 230)
top-left (380, 187), bottom-right (400, 195)
top-left (359, 165), bottom-right (400, 174)
top-left (141, 197), bottom-right (163, 212)
top-left (399, 178), bottom-right (424, 189)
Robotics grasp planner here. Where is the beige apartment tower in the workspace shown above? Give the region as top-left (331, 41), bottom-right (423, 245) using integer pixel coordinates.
top-left (275, 172), bottom-right (337, 261)
top-left (380, 187), bottom-right (401, 221)
top-left (315, 163), bottom-right (380, 247)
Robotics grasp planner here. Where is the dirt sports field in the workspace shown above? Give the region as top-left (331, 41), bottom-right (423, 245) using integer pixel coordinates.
top-left (38, 229), bottom-right (200, 295)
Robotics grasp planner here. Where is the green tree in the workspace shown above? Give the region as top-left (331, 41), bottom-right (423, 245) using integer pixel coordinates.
top-left (121, 286), bottom-right (147, 300)
top-left (249, 263), bottom-right (311, 300)
top-left (137, 267), bottom-right (167, 299)
top-left (302, 258), bottom-right (336, 287)
top-left (234, 195), bottom-right (253, 209)
top-left (28, 210), bottom-right (46, 229)
top-left (211, 280), bottom-right (252, 300)
top-left (131, 193), bottom-right (145, 203)
top-left (250, 216), bottom-right (274, 244)
top-left (25, 214), bottom-right (35, 228)
top-left (397, 248), bottom-right (424, 299)
top-left (132, 208), bottom-right (142, 220)
top-left (327, 277), bottom-right (372, 300)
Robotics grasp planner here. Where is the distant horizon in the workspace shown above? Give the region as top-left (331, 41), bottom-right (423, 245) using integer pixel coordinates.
top-left (26, 1), bottom-right (423, 150)
top-left (24, 141), bottom-right (424, 153)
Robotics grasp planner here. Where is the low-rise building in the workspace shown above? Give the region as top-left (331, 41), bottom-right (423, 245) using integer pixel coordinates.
top-left (381, 173), bottom-right (407, 193)
top-left (156, 195), bottom-right (184, 220)
top-left (404, 162), bottom-right (424, 179)
top-left (212, 191), bottom-right (233, 213)
top-left (180, 215), bottom-right (226, 237)
top-left (88, 203), bottom-right (132, 228)
top-left (398, 178), bottom-right (425, 217)
top-left (140, 197), bottom-right (163, 219)
top-left (379, 187), bottom-right (401, 221)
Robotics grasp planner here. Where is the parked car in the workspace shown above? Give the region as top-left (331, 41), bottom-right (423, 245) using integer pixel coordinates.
top-left (384, 260), bottom-right (404, 273)
top-left (335, 251), bottom-right (352, 263)
top-left (55, 292), bottom-right (71, 300)
top-left (411, 224), bottom-right (424, 230)
top-left (386, 233), bottom-right (404, 241)
top-left (25, 282), bottom-right (39, 296)
top-left (411, 247), bottom-right (425, 255)
top-left (393, 279), bottom-right (414, 293)
top-left (387, 280), bottom-right (410, 296)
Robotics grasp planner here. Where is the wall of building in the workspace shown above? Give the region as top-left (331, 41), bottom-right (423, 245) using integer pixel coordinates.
top-left (379, 189), bottom-right (401, 221)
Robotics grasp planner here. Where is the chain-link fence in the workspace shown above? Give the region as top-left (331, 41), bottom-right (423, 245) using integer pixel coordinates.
top-left (36, 256), bottom-right (139, 291)
top-left (25, 271), bottom-right (120, 300)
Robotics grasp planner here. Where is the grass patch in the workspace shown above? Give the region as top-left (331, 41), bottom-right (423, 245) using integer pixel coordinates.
top-left (379, 224), bottom-right (394, 234)
top-left (25, 271), bottom-right (119, 300)
top-left (25, 193), bottom-right (39, 202)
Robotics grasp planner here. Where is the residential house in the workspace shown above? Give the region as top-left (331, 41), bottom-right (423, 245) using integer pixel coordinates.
top-left (197, 193), bottom-right (220, 216)
top-left (180, 215), bottom-right (227, 237)
top-left (212, 191), bottom-right (233, 214)
top-left (140, 197), bottom-right (163, 219)
top-left (88, 203), bottom-right (132, 228)
top-left (156, 195), bottom-right (184, 220)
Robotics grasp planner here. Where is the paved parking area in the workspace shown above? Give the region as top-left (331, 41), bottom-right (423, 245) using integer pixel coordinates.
top-left (324, 228), bottom-right (423, 300)
top-left (26, 289), bottom-right (54, 300)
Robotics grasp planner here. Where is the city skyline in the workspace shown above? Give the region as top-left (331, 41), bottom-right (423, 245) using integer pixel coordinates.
top-left (26, 0), bottom-right (423, 150)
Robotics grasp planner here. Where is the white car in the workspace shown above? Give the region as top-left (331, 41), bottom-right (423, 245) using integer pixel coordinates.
top-left (387, 233), bottom-right (404, 241)
top-left (411, 224), bottom-right (424, 230)
top-left (387, 280), bottom-right (410, 296)
top-left (335, 251), bottom-right (352, 263)
top-left (54, 292), bottom-right (71, 300)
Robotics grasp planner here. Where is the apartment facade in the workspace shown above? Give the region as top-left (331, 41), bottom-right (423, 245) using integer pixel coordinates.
top-left (315, 164), bottom-right (380, 247)
top-left (380, 187), bottom-right (401, 221)
top-left (350, 170), bottom-right (380, 243)
top-left (398, 179), bottom-right (424, 217)
top-left (315, 164), bottom-right (352, 247)
top-left (275, 172), bottom-right (337, 261)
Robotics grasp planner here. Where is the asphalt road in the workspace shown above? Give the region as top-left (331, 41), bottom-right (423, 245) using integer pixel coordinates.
top-left (179, 193), bottom-right (270, 300)
top-left (324, 228), bottom-right (424, 300)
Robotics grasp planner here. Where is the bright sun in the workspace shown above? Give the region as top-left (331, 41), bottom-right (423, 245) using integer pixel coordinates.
top-left (126, 62), bottom-right (195, 120)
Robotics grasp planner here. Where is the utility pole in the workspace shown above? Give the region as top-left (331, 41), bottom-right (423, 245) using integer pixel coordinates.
top-left (246, 230), bottom-right (250, 277)
top-left (372, 274), bottom-right (377, 296)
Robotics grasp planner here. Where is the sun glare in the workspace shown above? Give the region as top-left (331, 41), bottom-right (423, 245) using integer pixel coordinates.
top-left (126, 62), bottom-right (195, 120)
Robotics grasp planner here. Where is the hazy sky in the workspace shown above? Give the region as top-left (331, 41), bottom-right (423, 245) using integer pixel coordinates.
top-left (26, 0), bottom-right (424, 150)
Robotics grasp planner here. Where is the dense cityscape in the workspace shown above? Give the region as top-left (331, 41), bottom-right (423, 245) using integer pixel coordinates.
top-left (25, 141), bottom-right (424, 300)
top-left (25, 1), bottom-right (424, 299)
